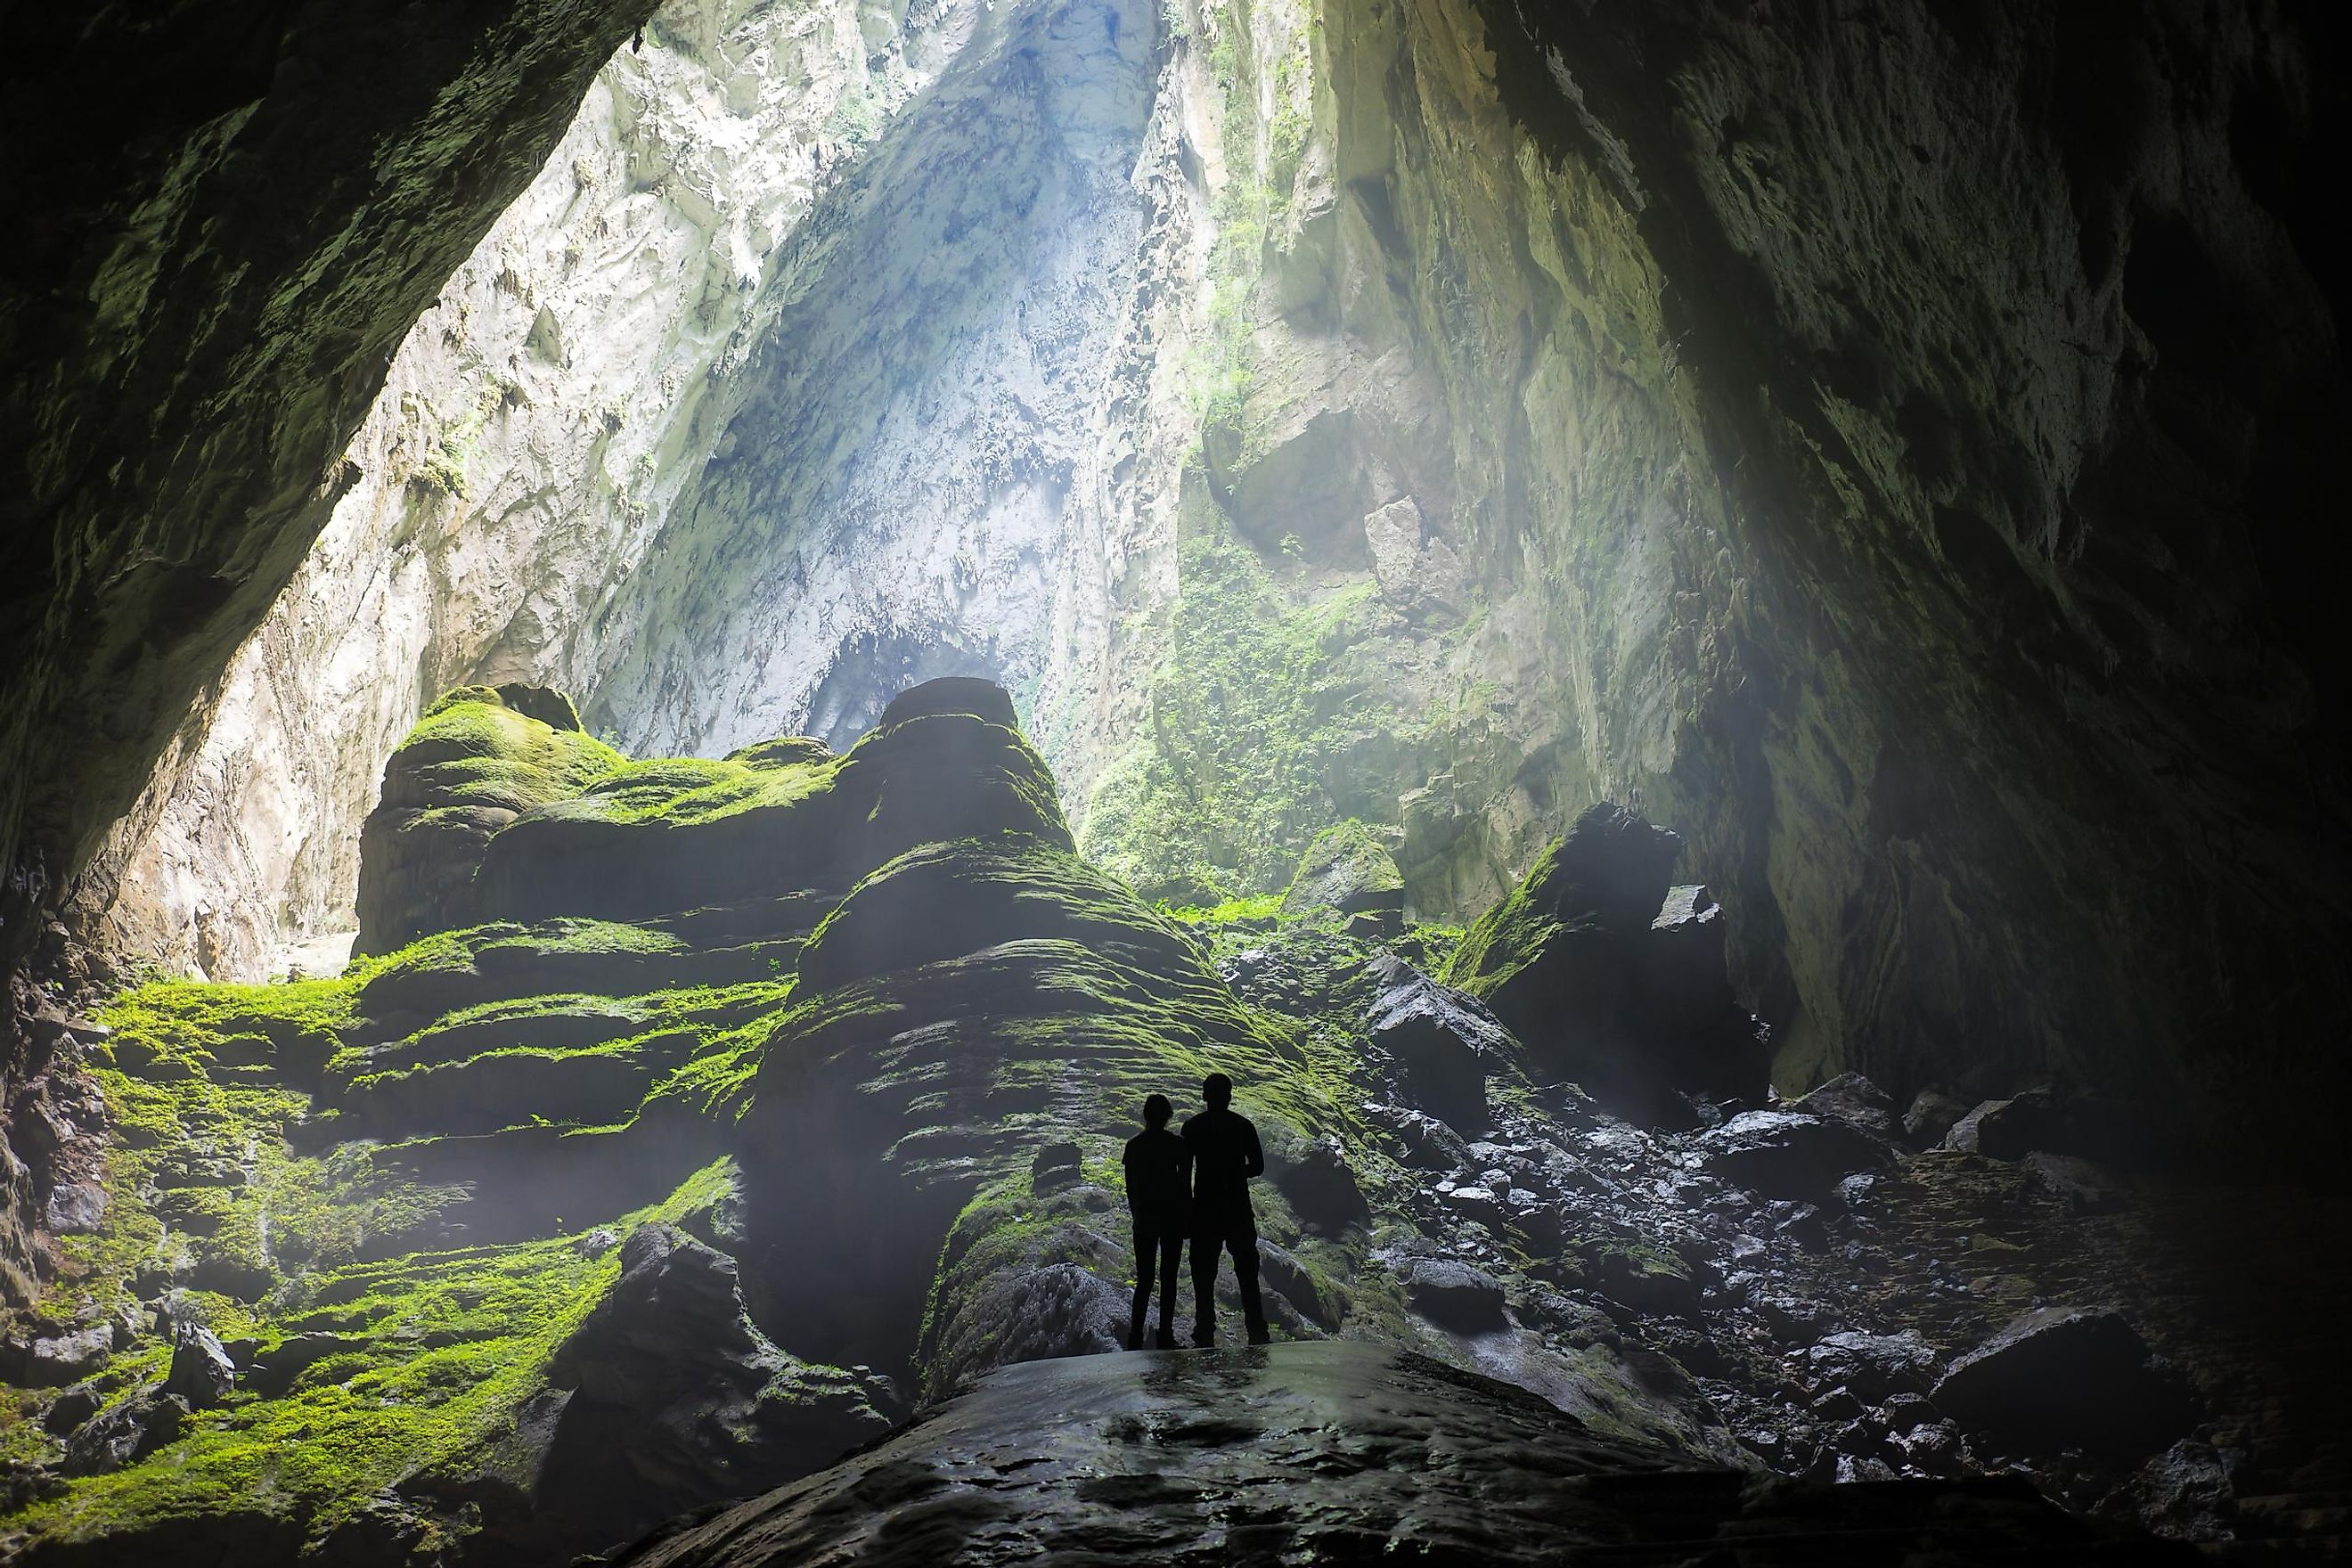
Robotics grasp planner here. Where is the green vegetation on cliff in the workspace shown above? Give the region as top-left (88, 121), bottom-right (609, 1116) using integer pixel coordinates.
top-left (1080, 538), bottom-right (1381, 902)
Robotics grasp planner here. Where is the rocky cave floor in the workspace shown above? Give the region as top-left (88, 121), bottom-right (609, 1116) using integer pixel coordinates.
top-left (0, 681), bottom-right (2343, 1564)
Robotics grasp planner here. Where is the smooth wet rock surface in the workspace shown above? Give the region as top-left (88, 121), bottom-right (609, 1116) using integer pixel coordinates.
top-left (603, 1343), bottom-right (2190, 1567)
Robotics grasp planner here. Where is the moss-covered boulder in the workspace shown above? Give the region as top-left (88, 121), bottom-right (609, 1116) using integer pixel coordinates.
top-left (1279, 819), bottom-right (1406, 928)
top-left (1443, 804), bottom-right (1766, 1120)
top-left (355, 686), bottom-right (623, 953)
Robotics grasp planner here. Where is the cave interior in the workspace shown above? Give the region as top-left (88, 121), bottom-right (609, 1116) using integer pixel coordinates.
top-left (1, 1), bottom-right (2346, 1563)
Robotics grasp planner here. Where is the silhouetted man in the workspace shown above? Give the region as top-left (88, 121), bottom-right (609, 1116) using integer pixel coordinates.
top-left (1182, 1072), bottom-right (1269, 1346)
top-left (1122, 1093), bottom-right (1189, 1351)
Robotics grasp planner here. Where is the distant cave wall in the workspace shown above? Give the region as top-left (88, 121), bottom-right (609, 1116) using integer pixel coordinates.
top-left (580, 0), bottom-right (1164, 762)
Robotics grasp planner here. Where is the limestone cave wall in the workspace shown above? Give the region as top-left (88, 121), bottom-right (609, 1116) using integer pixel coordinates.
top-left (0, 0), bottom-right (658, 1303)
top-left (16, 0), bottom-right (2348, 1191)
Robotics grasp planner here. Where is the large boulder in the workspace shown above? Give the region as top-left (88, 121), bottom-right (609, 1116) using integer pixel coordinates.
top-left (14, 1325), bottom-right (112, 1387)
top-left (1401, 1257), bottom-right (1508, 1333)
top-left (60, 1390), bottom-right (187, 1478)
top-left (1789, 1073), bottom-right (1903, 1142)
top-left (1700, 1110), bottom-right (1895, 1200)
top-left (354, 686), bottom-right (622, 952)
top-left (163, 1323), bottom-right (236, 1409)
top-left (1279, 820), bottom-right (1405, 926)
top-left (1931, 1308), bottom-right (2196, 1460)
top-left (525, 1223), bottom-right (892, 1558)
top-left (1363, 957), bottom-right (1508, 1134)
top-left (1443, 806), bottom-right (1765, 1120)
top-left (1942, 1090), bottom-right (2153, 1167)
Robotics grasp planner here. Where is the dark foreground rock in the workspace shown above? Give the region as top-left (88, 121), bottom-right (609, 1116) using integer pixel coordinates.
top-left (1932, 1308), bottom-right (2196, 1462)
top-left (600, 1342), bottom-right (2191, 1567)
top-left (1700, 1109), bottom-right (1894, 1200)
top-left (517, 1223), bottom-right (892, 1559)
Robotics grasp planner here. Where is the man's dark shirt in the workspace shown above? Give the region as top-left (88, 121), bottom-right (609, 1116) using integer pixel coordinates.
top-left (1123, 1127), bottom-right (1190, 1228)
top-left (1180, 1106), bottom-right (1265, 1223)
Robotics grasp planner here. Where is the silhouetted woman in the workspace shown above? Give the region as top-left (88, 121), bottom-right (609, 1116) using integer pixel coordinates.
top-left (1122, 1093), bottom-right (1190, 1350)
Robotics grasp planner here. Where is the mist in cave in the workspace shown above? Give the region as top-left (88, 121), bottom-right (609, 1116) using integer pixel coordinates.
top-left (1, 1), bottom-right (2346, 1563)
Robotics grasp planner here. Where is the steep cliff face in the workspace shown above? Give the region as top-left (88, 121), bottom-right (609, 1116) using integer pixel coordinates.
top-left (1458, 0), bottom-right (2350, 1142)
top-left (0, 0), bottom-right (657, 968)
top-left (584, 0), bottom-right (1164, 761)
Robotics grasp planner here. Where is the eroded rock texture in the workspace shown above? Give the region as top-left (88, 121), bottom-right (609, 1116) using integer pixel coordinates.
top-left (0, 0), bottom-right (657, 963)
top-left (1457, 0), bottom-right (2352, 1149)
top-left (0, 0), bottom-right (663, 1308)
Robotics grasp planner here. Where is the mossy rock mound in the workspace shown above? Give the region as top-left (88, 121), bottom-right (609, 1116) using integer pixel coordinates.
top-left (796, 835), bottom-right (1199, 993)
top-left (468, 687), bottom-right (1067, 927)
top-left (351, 918), bottom-right (790, 1033)
top-left (739, 830), bottom-right (1339, 1390)
top-left (870, 675), bottom-right (1018, 730)
top-left (355, 688), bottom-right (623, 953)
top-left (1279, 819), bottom-right (1405, 922)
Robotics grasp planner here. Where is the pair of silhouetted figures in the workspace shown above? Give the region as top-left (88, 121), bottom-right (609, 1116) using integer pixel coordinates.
top-left (1120, 1072), bottom-right (1270, 1350)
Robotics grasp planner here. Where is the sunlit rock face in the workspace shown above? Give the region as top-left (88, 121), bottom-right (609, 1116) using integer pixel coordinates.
top-left (73, 0), bottom-right (988, 983)
top-left (586, 0), bottom-right (1161, 761)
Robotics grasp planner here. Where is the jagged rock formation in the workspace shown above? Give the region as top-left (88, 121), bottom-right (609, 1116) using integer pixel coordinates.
top-left (1442, 803), bottom-right (1768, 1121)
top-left (5, 681), bottom-right (2340, 1561)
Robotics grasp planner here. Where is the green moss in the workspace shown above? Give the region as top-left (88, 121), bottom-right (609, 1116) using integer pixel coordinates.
top-left (1156, 892), bottom-right (1286, 925)
top-left (9, 1162), bottom-right (740, 1553)
top-left (1280, 818), bottom-right (1404, 915)
top-left (54, 975), bottom-right (476, 1331)
top-left (391, 696), bottom-right (621, 816)
top-left (1080, 539), bottom-right (1384, 902)
top-left (546, 752), bottom-right (833, 829)
top-left (1439, 836), bottom-right (1569, 997)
